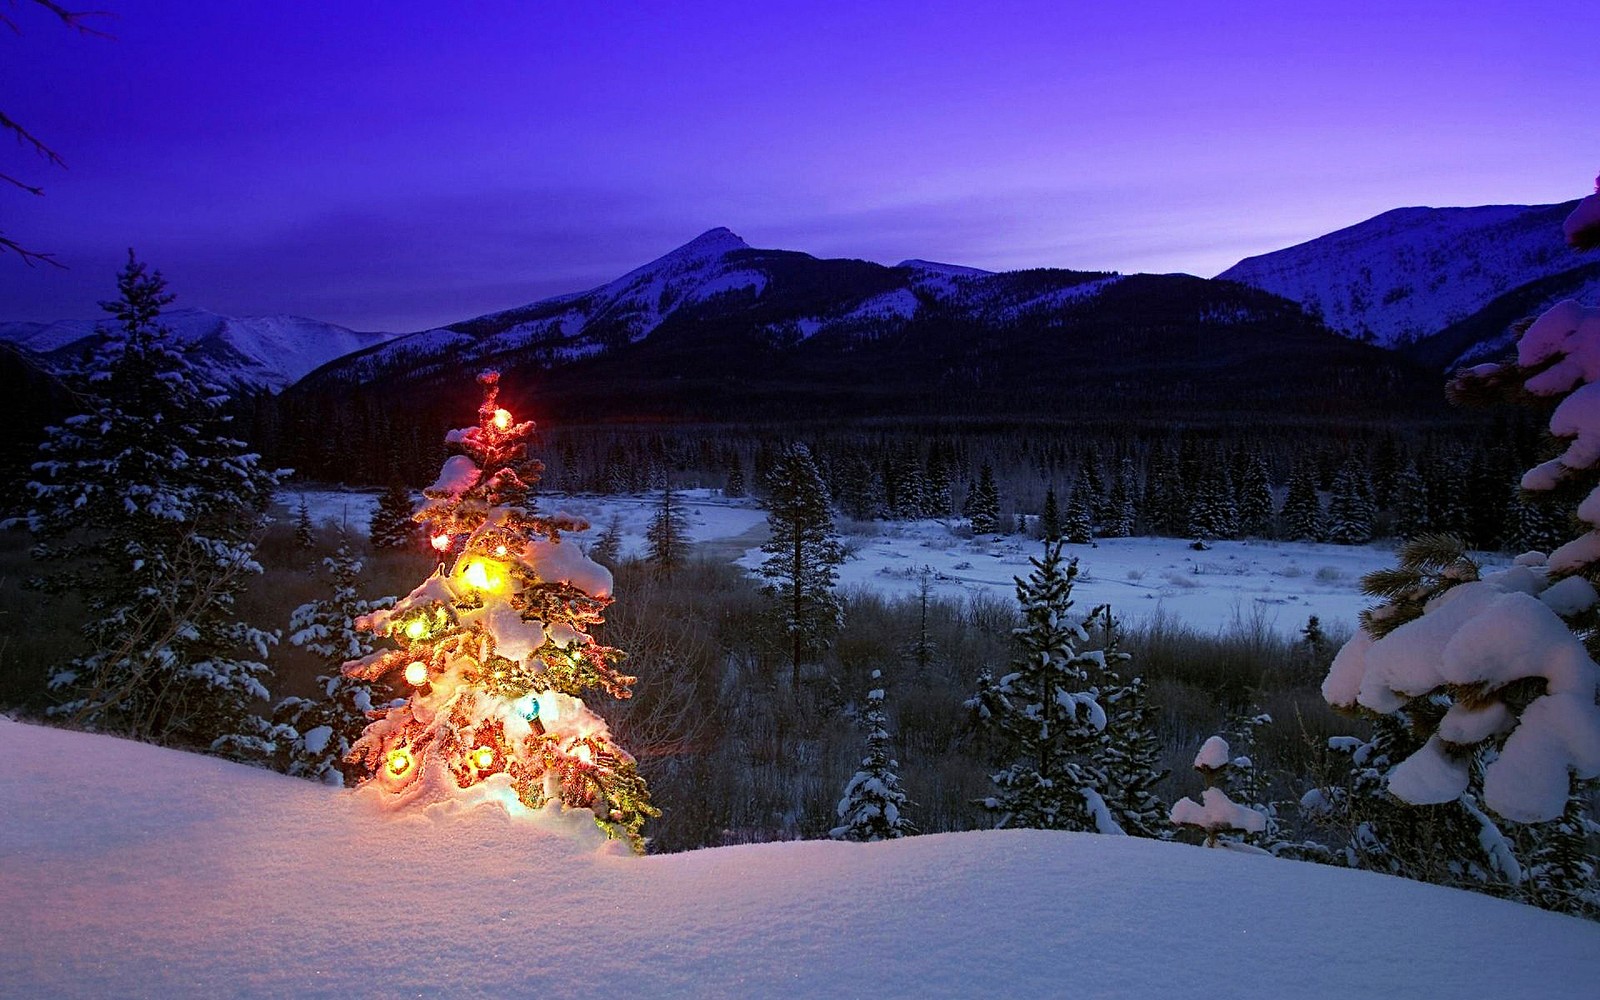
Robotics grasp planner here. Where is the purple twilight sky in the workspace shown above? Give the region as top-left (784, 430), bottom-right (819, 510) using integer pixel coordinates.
top-left (1, 0), bottom-right (1595, 332)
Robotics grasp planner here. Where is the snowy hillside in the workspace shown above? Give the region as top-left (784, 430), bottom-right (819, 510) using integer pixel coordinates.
top-left (0, 308), bottom-right (398, 391)
top-left (2, 716), bottom-right (1594, 999)
top-left (1220, 201), bottom-right (1588, 349)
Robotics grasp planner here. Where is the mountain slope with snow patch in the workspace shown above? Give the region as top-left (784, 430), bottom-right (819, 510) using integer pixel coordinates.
top-left (0, 308), bottom-right (399, 392)
top-left (1219, 201), bottom-right (1587, 351)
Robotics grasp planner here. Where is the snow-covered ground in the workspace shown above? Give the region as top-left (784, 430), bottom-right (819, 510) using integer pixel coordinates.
top-left (285, 488), bottom-right (1481, 638)
top-left (1, 716), bottom-right (1594, 999)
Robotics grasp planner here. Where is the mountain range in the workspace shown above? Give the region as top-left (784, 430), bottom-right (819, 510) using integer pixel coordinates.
top-left (4, 199), bottom-right (1594, 419)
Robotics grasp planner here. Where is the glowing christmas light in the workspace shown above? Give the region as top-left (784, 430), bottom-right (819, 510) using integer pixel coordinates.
top-left (404, 661), bottom-right (429, 686)
top-left (472, 746), bottom-right (495, 769)
top-left (494, 544), bottom-right (508, 556)
top-left (462, 558), bottom-right (504, 592)
top-left (574, 744), bottom-right (592, 764)
top-left (492, 408), bottom-right (512, 430)
top-left (431, 533), bottom-right (452, 552)
top-left (387, 749), bottom-right (412, 775)
top-left (403, 618), bottom-right (428, 640)
top-left (513, 694), bottom-right (541, 720)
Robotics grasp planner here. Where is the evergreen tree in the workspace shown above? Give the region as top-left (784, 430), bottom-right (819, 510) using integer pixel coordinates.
top-left (343, 371), bottom-right (657, 851)
top-left (1322, 183), bottom-right (1600, 915)
top-left (964, 462), bottom-right (1001, 534)
top-left (759, 443), bottom-right (846, 680)
top-left (1063, 481), bottom-right (1094, 544)
top-left (646, 483), bottom-right (691, 577)
top-left (26, 251), bottom-right (283, 756)
top-left (370, 482), bottom-right (417, 550)
top-left (295, 495), bottom-right (316, 549)
top-left (1236, 453), bottom-right (1275, 537)
top-left (725, 459), bottom-right (746, 498)
top-left (1281, 459), bottom-right (1324, 541)
top-left (903, 568), bottom-right (938, 676)
top-left (1391, 459), bottom-right (1430, 540)
top-left (1187, 463), bottom-right (1238, 540)
top-left (1038, 485), bottom-right (1062, 542)
top-left (923, 447), bottom-right (954, 518)
top-left (966, 541), bottom-right (1112, 831)
top-left (1507, 485), bottom-right (1569, 555)
top-left (1142, 446), bottom-right (1183, 536)
top-left (830, 670), bottom-right (915, 841)
top-left (272, 537), bottom-right (394, 784)
top-left (1102, 457), bottom-right (1137, 538)
top-left (591, 513), bottom-right (625, 567)
top-left (1325, 461), bottom-right (1375, 545)
top-left (1086, 606), bottom-right (1168, 838)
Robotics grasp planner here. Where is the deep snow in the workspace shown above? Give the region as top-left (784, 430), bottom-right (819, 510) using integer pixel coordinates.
top-left (1, 716), bottom-right (1595, 999)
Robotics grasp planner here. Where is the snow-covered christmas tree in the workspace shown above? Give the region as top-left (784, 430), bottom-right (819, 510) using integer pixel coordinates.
top-left (342, 371), bottom-right (658, 852)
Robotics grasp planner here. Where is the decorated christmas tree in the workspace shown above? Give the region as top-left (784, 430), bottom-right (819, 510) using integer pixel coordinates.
top-left (342, 371), bottom-right (658, 852)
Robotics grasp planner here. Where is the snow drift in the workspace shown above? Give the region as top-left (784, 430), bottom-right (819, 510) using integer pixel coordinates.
top-left (2, 717), bottom-right (1595, 999)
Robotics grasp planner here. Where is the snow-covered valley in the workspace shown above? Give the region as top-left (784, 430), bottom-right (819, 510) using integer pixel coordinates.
top-left (2, 716), bottom-right (1594, 1000)
top-left (291, 487), bottom-right (1450, 639)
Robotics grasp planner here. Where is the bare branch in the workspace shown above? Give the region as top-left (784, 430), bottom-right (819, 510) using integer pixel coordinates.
top-left (0, 232), bottom-right (64, 266)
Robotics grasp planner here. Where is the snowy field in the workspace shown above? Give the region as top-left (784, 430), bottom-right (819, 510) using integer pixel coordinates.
top-left (286, 488), bottom-right (1498, 638)
top-left (1, 716), bottom-right (1594, 999)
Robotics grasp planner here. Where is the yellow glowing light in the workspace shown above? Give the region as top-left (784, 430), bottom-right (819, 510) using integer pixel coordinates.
top-left (430, 533), bottom-right (452, 552)
top-left (574, 744), bottom-right (592, 764)
top-left (404, 661), bottom-right (429, 686)
top-left (494, 544), bottom-right (508, 556)
top-left (492, 408), bottom-right (512, 431)
top-left (462, 558), bottom-right (504, 592)
top-left (387, 749), bottom-right (412, 775)
top-left (471, 746), bottom-right (495, 769)
top-left (403, 618), bottom-right (428, 640)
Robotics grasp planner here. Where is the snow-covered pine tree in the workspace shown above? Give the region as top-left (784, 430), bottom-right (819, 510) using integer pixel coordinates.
top-left (725, 459), bottom-right (746, 498)
top-left (1169, 735), bottom-right (1268, 849)
top-left (1063, 481), bottom-right (1094, 544)
top-left (1281, 459), bottom-right (1324, 541)
top-left (1142, 446), bottom-right (1183, 536)
top-left (646, 483), bottom-right (691, 577)
top-left (370, 481), bottom-right (417, 550)
top-left (295, 495), bottom-right (316, 549)
top-left (273, 536), bottom-right (394, 784)
top-left (1187, 463), bottom-right (1239, 540)
top-left (759, 443), bottom-right (846, 682)
top-left (964, 462), bottom-right (1000, 534)
top-left (924, 449), bottom-right (954, 518)
top-left (966, 540), bottom-right (1114, 832)
top-left (1391, 458), bottom-right (1430, 540)
top-left (1038, 486), bottom-right (1062, 542)
top-left (1102, 458), bottom-right (1137, 538)
top-left (830, 670), bottom-right (915, 841)
top-left (27, 251), bottom-right (283, 756)
top-left (342, 371), bottom-right (658, 852)
top-left (1318, 186), bottom-right (1600, 913)
top-left (1237, 453), bottom-right (1275, 538)
top-left (1325, 461), bottom-right (1375, 545)
top-left (1086, 606), bottom-right (1168, 838)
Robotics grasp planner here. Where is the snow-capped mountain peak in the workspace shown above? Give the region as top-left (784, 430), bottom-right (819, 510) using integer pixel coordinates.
top-left (0, 307), bottom-right (399, 392)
